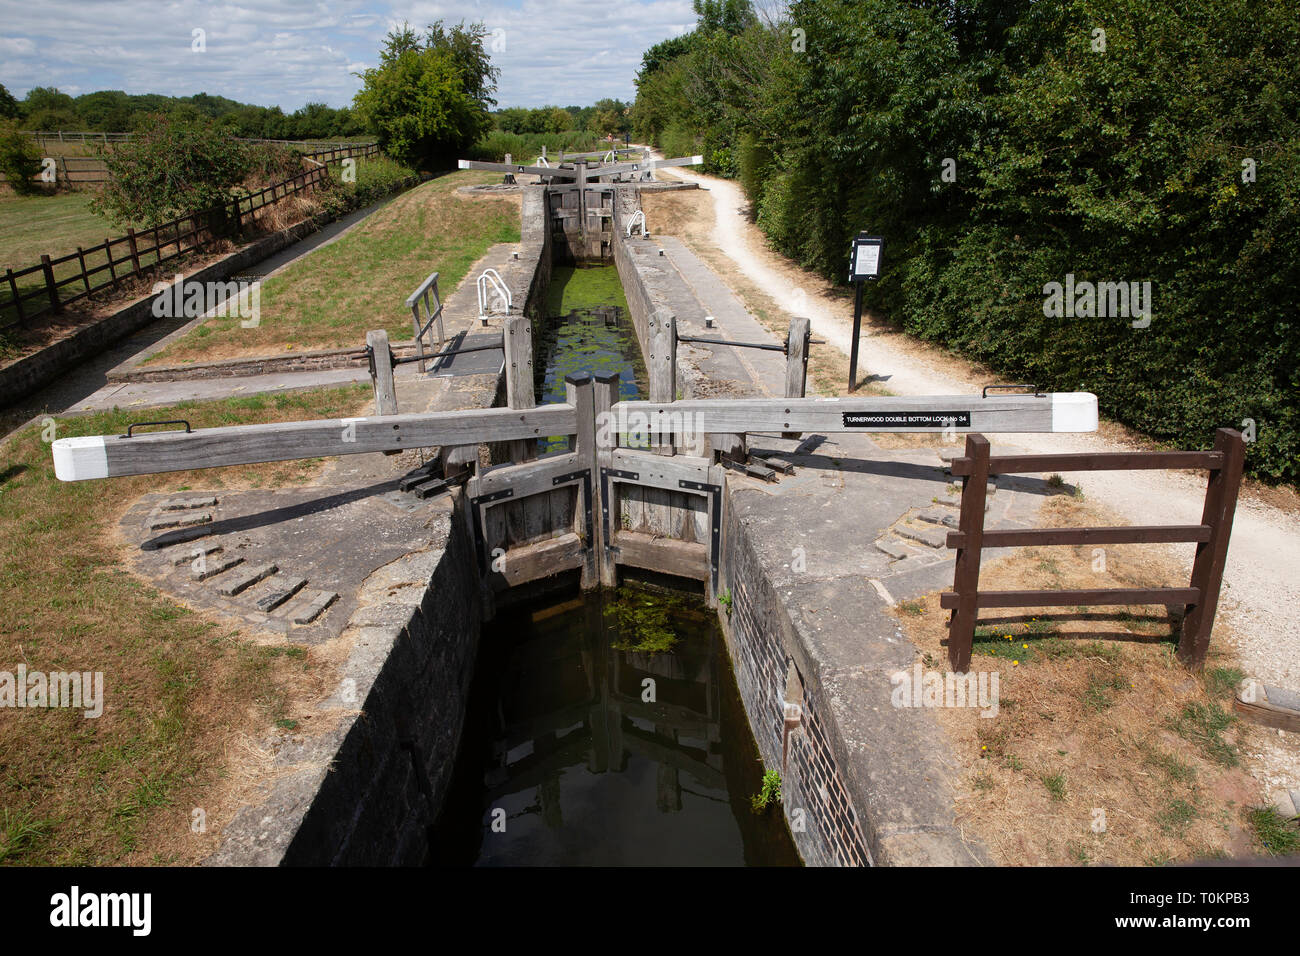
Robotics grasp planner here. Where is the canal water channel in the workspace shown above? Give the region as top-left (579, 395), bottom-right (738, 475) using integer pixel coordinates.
top-left (430, 584), bottom-right (800, 866)
top-left (429, 265), bottom-right (799, 866)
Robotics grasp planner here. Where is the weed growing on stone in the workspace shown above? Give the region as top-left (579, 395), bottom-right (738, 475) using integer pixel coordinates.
top-left (750, 770), bottom-right (782, 813)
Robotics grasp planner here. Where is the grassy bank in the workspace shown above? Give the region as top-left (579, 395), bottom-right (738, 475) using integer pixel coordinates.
top-left (0, 191), bottom-right (126, 273)
top-left (0, 384), bottom-right (368, 865)
top-left (146, 170), bottom-right (518, 364)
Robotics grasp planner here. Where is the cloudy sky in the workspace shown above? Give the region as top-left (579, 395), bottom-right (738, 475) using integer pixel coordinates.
top-left (0, 0), bottom-right (697, 110)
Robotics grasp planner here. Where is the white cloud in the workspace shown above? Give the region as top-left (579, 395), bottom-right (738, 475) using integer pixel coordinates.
top-left (0, 0), bottom-right (695, 109)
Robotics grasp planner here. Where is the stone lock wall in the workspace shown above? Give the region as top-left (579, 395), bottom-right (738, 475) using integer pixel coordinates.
top-left (720, 502), bottom-right (873, 867)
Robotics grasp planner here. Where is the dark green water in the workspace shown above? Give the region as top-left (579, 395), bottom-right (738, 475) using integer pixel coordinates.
top-left (535, 264), bottom-right (647, 454)
top-left (430, 583), bottom-right (802, 866)
top-left (536, 265), bottom-right (646, 404)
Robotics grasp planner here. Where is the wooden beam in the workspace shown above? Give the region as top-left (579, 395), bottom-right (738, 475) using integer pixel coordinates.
top-left (586, 155), bottom-right (703, 180)
top-left (52, 405), bottom-right (578, 481)
top-left (1178, 428), bottom-right (1246, 669)
top-left (947, 434), bottom-right (988, 672)
top-left (486, 533), bottom-right (586, 591)
top-left (503, 315), bottom-right (536, 463)
top-left (783, 316), bottom-right (809, 439)
top-left (951, 450), bottom-right (1223, 476)
top-left (939, 587), bottom-right (1201, 610)
top-left (474, 452), bottom-right (583, 500)
top-left (457, 159), bottom-right (576, 179)
top-left (647, 309), bottom-right (676, 456)
top-left (612, 531), bottom-right (709, 582)
top-left (565, 374), bottom-right (598, 588)
top-left (947, 524), bottom-right (1213, 549)
top-left (614, 392), bottom-right (1098, 437)
top-left (592, 373), bottom-right (619, 587)
top-left (366, 329), bottom-right (398, 417)
top-left (610, 448), bottom-right (711, 491)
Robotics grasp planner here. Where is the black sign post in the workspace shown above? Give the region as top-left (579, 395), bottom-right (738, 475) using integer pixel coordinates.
top-left (847, 232), bottom-right (884, 393)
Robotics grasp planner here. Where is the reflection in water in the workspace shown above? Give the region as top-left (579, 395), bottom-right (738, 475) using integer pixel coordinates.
top-left (431, 584), bottom-right (801, 866)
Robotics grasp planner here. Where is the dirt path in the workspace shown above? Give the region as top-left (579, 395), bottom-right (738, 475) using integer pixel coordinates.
top-left (656, 160), bottom-right (1300, 716)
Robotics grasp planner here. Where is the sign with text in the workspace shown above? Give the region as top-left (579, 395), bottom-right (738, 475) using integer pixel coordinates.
top-left (849, 233), bottom-right (884, 282)
top-left (843, 410), bottom-right (972, 429)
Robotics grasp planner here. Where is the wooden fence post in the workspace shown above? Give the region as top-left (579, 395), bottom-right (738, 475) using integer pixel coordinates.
top-left (503, 315), bottom-right (536, 464)
top-left (565, 373), bottom-right (599, 588)
top-left (105, 238), bottom-right (119, 288)
top-left (948, 433), bottom-right (990, 672)
top-left (366, 329), bottom-right (398, 416)
top-left (76, 247), bottom-right (90, 295)
top-left (648, 308), bottom-right (676, 456)
top-left (1177, 428), bottom-right (1246, 668)
top-left (40, 255), bottom-right (60, 313)
top-left (592, 372), bottom-right (619, 587)
top-left (783, 316), bottom-right (811, 438)
top-left (126, 228), bottom-right (141, 274)
top-left (6, 268), bottom-right (26, 326)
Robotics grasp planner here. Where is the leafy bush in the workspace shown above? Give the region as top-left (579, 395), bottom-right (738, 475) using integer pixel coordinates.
top-left (466, 129), bottom-right (604, 163)
top-left (316, 155), bottom-right (419, 217)
top-left (632, 0), bottom-right (1300, 484)
top-left (91, 113), bottom-right (256, 226)
top-left (0, 120), bottom-right (43, 195)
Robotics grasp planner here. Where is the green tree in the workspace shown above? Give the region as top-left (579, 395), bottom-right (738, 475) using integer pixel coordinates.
top-left (353, 21), bottom-right (498, 169)
top-left (592, 98), bottom-right (630, 137)
top-left (0, 85), bottom-right (19, 120)
top-left (0, 119), bottom-right (43, 195)
top-left (91, 113), bottom-right (255, 226)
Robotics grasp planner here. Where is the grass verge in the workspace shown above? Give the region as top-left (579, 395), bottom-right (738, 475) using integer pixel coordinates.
top-left (894, 491), bottom-right (1297, 865)
top-left (0, 190), bottom-right (131, 275)
top-left (146, 170), bottom-right (519, 364)
top-left (0, 383), bottom-right (367, 864)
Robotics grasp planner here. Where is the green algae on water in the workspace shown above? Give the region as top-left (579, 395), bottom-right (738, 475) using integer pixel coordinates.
top-left (546, 264), bottom-right (629, 315)
top-left (604, 582), bottom-right (695, 654)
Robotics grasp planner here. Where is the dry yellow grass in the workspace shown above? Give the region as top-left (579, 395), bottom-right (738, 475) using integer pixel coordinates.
top-left (893, 490), bottom-right (1293, 864)
top-left (0, 385), bottom-right (368, 864)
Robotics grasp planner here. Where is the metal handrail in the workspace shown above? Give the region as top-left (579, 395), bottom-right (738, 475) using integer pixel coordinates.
top-left (405, 270), bottom-right (444, 372)
top-left (625, 210), bottom-right (648, 238)
top-left (476, 268), bottom-right (511, 325)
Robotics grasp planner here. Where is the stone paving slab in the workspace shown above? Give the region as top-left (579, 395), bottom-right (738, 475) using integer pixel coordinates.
top-left (170, 543), bottom-right (222, 566)
top-left (148, 510), bottom-right (212, 530)
top-left (192, 554), bottom-right (242, 581)
top-left (161, 496), bottom-right (218, 510)
top-left (255, 576), bottom-right (307, 613)
top-left (917, 507), bottom-right (959, 528)
top-left (896, 522), bottom-right (948, 549)
top-left (282, 589), bottom-right (338, 625)
top-left (216, 562), bottom-right (278, 596)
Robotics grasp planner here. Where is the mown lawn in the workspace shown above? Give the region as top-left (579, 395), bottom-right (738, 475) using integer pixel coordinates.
top-left (0, 384), bottom-right (368, 865)
top-left (147, 169), bottom-right (520, 364)
top-left (0, 190), bottom-right (124, 273)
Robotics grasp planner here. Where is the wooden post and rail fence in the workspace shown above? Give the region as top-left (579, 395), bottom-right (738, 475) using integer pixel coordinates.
top-left (942, 429), bottom-right (1246, 672)
top-left (1, 145), bottom-right (379, 329)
